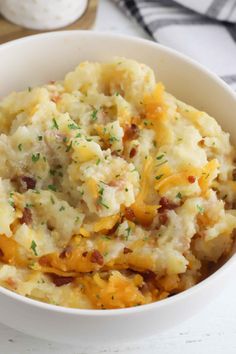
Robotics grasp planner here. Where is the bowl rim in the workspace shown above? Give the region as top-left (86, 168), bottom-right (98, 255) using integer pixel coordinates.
top-left (0, 30), bottom-right (235, 317)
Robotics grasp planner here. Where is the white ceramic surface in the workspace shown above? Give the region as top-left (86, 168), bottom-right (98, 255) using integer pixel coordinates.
top-left (0, 0), bottom-right (88, 30)
top-left (0, 31), bottom-right (235, 346)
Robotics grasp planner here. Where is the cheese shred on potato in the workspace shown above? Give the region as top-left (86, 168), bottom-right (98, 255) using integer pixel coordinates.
top-left (0, 58), bottom-right (235, 309)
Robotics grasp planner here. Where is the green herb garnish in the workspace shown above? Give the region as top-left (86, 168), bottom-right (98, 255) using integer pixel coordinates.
top-left (197, 205), bottom-right (204, 213)
top-left (155, 174), bottom-right (164, 180)
top-left (52, 118), bottom-right (59, 130)
top-left (48, 184), bottom-right (57, 192)
top-left (91, 109), bottom-right (98, 121)
top-left (30, 240), bottom-right (38, 256)
top-left (32, 153), bottom-right (40, 163)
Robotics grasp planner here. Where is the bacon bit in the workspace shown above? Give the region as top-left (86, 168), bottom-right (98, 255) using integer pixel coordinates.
top-left (82, 251), bottom-right (88, 257)
top-left (106, 222), bottom-right (119, 236)
top-left (47, 222), bottom-right (54, 231)
top-left (50, 274), bottom-right (74, 287)
top-left (123, 124), bottom-right (139, 141)
top-left (142, 271), bottom-right (156, 282)
top-left (129, 147), bottom-right (137, 158)
top-left (188, 175), bottom-right (196, 183)
top-left (233, 169), bottom-right (236, 181)
top-left (5, 277), bottom-right (17, 289)
top-left (51, 95), bottom-right (61, 104)
top-left (19, 208), bottom-right (32, 225)
top-left (59, 246), bottom-right (73, 259)
top-left (124, 207), bottom-right (136, 222)
top-left (0, 249), bottom-right (4, 257)
top-left (111, 151), bottom-right (120, 156)
top-left (198, 139), bottom-right (205, 147)
top-left (90, 250), bottom-right (104, 265)
top-left (49, 80), bottom-right (55, 84)
top-left (159, 197), bottom-right (177, 213)
top-left (123, 247), bottom-right (133, 254)
top-left (159, 213), bottom-right (168, 225)
top-left (108, 179), bottom-right (126, 190)
top-left (21, 176), bottom-right (36, 190)
top-left (39, 256), bottom-right (50, 267)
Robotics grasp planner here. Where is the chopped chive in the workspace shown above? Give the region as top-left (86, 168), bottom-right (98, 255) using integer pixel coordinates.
top-left (48, 184), bottom-right (57, 192)
top-left (18, 143), bottom-right (22, 151)
top-left (32, 153), bottom-right (40, 163)
top-left (96, 158), bottom-right (101, 166)
top-left (68, 123), bottom-right (79, 130)
top-left (30, 240), bottom-right (38, 256)
top-left (176, 192), bottom-right (182, 199)
top-left (197, 205), bottom-right (204, 213)
top-left (156, 154), bottom-right (164, 160)
top-left (52, 118), bottom-right (59, 130)
top-left (66, 141), bottom-right (72, 152)
top-left (156, 160), bottom-right (168, 168)
top-left (59, 206), bottom-right (65, 211)
top-left (50, 196), bottom-right (55, 205)
top-left (155, 174), bottom-right (164, 180)
top-left (38, 136), bottom-right (43, 141)
top-left (91, 109), bottom-right (98, 121)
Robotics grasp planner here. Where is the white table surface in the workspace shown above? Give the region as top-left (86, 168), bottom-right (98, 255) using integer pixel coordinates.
top-left (1, 0), bottom-right (236, 353)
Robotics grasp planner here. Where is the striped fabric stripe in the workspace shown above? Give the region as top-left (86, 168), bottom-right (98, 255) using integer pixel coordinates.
top-left (113, 0), bottom-right (236, 88)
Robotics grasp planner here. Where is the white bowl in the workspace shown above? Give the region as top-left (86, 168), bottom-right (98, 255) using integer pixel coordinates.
top-left (0, 31), bottom-right (235, 346)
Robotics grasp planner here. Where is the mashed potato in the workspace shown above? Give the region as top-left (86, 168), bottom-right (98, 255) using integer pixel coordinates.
top-left (0, 58), bottom-right (235, 309)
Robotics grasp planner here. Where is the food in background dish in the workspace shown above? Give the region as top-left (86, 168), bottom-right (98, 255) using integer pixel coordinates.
top-left (0, 58), bottom-right (235, 309)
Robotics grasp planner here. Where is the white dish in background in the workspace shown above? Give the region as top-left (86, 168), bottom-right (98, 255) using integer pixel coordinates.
top-left (0, 0), bottom-right (88, 30)
top-left (0, 31), bottom-right (235, 346)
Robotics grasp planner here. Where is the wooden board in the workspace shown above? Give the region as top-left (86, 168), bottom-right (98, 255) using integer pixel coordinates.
top-left (0, 0), bottom-right (98, 44)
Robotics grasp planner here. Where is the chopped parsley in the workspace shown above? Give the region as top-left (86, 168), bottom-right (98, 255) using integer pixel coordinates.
top-left (30, 240), bottom-right (38, 256)
top-left (97, 185), bottom-right (109, 209)
top-left (28, 87), bottom-right (32, 92)
top-left (38, 136), bottom-right (43, 141)
top-left (124, 227), bottom-right (131, 240)
top-left (176, 192), bottom-right (182, 199)
top-left (91, 109), bottom-right (98, 121)
top-left (65, 141), bottom-right (72, 152)
top-left (75, 216), bottom-right (80, 223)
top-left (68, 123), bottom-right (79, 130)
top-left (18, 143), bottom-right (22, 151)
top-left (49, 169), bottom-right (56, 176)
top-left (156, 154), bottom-right (164, 160)
top-left (125, 188), bottom-right (129, 192)
top-left (26, 203), bottom-right (33, 208)
top-left (156, 160), bottom-right (168, 168)
top-left (197, 205), bottom-right (204, 213)
top-left (48, 184), bottom-right (57, 192)
top-left (155, 174), bottom-right (164, 180)
top-left (50, 196), bottom-right (55, 205)
top-left (8, 198), bottom-right (14, 208)
top-left (115, 92), bottom-right (120, 96)
top-left (96, 158), bottom-right (101, 166)
top-left (52, 118), bottom-right (59, 130)
top-left (32, 153), bottom-right (40, 163)
top-left (59, 206), bottom-right (65, 212)
top-left (75, 133), bottom-right (82, 138)
top-left (109, 136), bottom-right (119, 143)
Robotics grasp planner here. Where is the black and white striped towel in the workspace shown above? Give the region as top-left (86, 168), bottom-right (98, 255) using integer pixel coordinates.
top-left (113, 0), bottom-right (236, 89)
